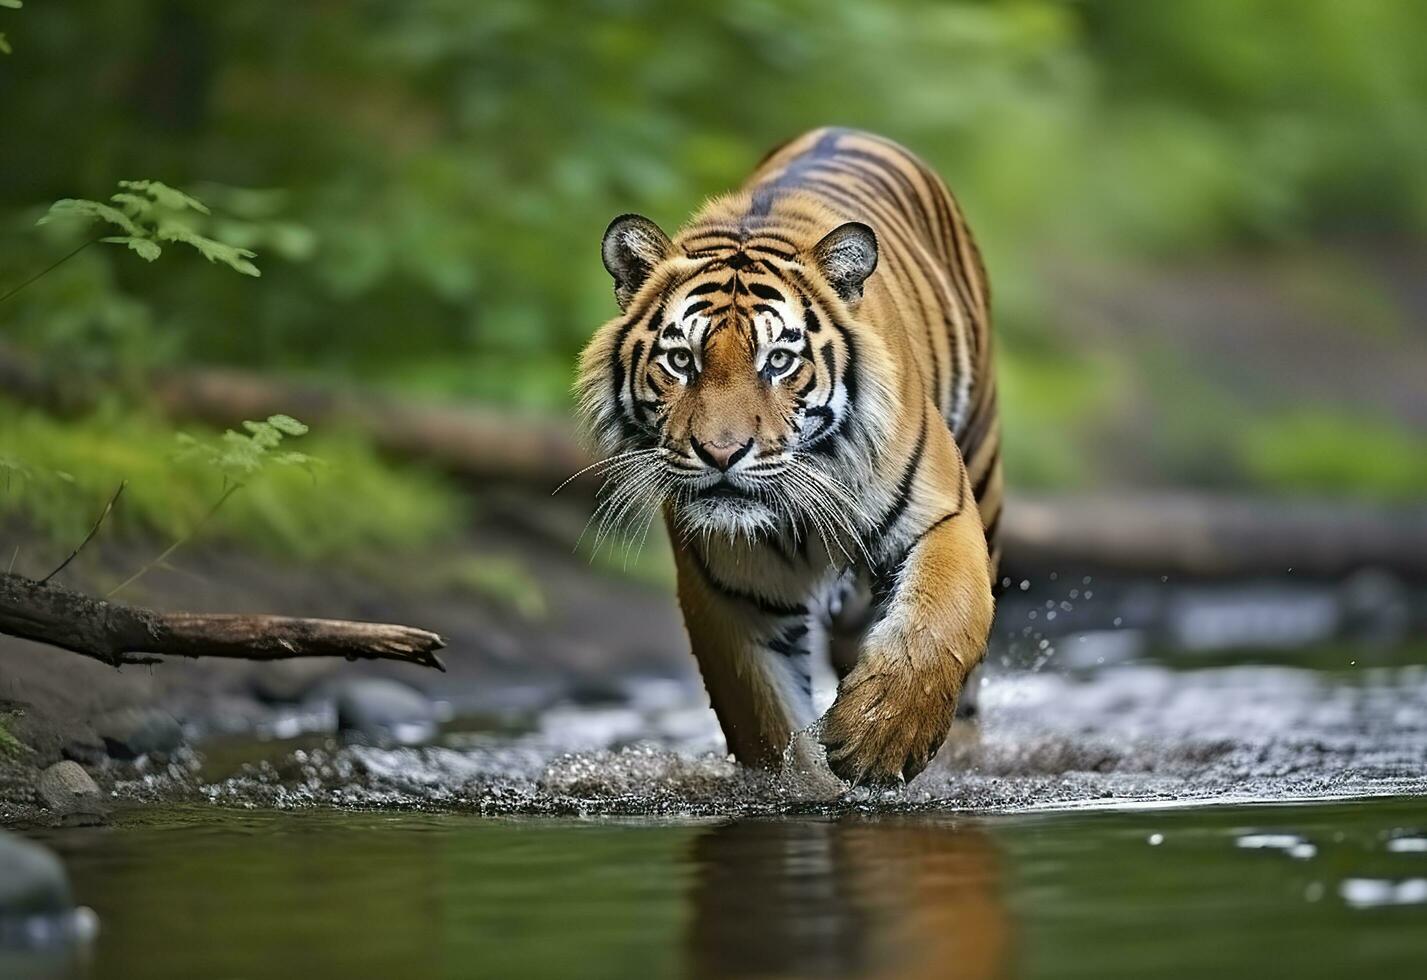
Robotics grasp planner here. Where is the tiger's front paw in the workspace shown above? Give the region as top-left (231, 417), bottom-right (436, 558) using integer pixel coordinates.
top-left (818, 661), bottom-right (957, 787)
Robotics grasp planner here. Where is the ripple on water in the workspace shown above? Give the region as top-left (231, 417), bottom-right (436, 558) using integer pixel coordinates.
top-left (111, 661), bottom-right (1427, 816)
top-left (1339, 878), bottom-right (1427, 908)
top-left (1235, 833), bottom-right (1318, 859)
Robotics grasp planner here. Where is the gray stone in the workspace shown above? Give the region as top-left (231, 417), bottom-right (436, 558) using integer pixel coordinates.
top-left (334, 678), bottom-right (436, 745)
top-left (0, 831), bottom-right (72, 917)
top-left (60, 728), bottom-right (107, 768)
top-left (250, 660), bottom-right (335, 704)
top-left (92, 708), bottom-right (184, 760)
top-left (35, 763), bottom-right (104, 818)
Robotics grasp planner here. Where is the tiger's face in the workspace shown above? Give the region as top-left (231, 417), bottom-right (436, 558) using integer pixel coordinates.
top-left (578, 213), bottom-right (894, 543)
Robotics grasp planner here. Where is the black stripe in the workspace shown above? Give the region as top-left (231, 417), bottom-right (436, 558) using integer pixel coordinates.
top-left (874, 408), bottom-right (929, 539)
top-left (626, 339), bottom-right (645, 422)
top-left (686, 543), bottom-right (807, 618)
top-left (768, 622), bottom-right (810, 657)
top-left (972, 458), bottom-right (996, 501)
top-left (747, 244), bottom-right (796, 262)
top-left (686, 279), bottom-right (727, 296)
top-left (749, 282), bottom-right (785, 301)
top-left (746, 229), bottom-right (801, 249)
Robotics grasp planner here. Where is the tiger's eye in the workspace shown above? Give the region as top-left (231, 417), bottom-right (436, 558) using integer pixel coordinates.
top-left (669, 349), bottom-right (692, 371)
top-left (767, 350), bottom-right (793, 372)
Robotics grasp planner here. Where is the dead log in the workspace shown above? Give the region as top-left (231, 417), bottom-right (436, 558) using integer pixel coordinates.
top-left (0, 571), bottom-right (446, 670)
top-left (1001, 493), bottom-right (1427, 581)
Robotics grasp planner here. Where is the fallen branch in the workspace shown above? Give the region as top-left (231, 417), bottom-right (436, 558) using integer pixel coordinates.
top-left (0, 571), bottom-right (446, 670)
top-left (1001, 493), bottom-right (1427, 581)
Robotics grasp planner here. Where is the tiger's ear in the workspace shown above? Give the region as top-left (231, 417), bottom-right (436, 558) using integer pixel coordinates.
top-left (811, 222), bottom-right (878, 305)
top-left (602, 213), bottom-right (673, 310)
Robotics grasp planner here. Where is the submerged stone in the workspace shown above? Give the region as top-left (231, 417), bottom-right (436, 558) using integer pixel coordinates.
top-left (0, 831), bottom-right (71, 918)
top-left (334, 678), bottom-right (437, 745)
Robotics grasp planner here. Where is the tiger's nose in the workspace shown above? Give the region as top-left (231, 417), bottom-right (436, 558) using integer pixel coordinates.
top-left (692, 436), bottom-right (754, 471)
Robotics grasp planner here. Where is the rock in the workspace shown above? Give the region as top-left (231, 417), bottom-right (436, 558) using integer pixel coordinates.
top-left (334, 678), bottom-right (437, 745)
top-left (0, 831), bottom-right (99, 963)
top-left (91, 708), bottom-right (184, 760)
top-left (60, 730), bottom-right (107, 769)
top-left (0, 831), bottom-right (72, 917)
top-left (35, 763), bottom-right (104, 819)
top-left (249, 660), bottom-right (335, 705)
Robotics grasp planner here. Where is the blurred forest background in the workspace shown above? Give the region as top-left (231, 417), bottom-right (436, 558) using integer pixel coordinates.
top-left (2, 0), bottom-right (1426, 578)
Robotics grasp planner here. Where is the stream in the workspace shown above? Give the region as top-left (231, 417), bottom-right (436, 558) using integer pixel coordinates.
top-left (10, 576), bottom-right (1427, 978)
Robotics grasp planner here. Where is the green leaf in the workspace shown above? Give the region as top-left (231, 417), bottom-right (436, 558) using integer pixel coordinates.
top-left (101, 235), bottom-right (162, 261)
top-left (38, 198), bottom-right (144, 237)
top-left (108, 192), bottom-right (155, 220)
top-left (119, 179), bottom-right (211, 215)
top-left (157, 223), bottom-right (261, 276)
top-left (0, 2), bottom-right (23, 10)
top-left (0, 34), bottom-right (11, 56)
top-left (266, 414), bottom-right (309, 437)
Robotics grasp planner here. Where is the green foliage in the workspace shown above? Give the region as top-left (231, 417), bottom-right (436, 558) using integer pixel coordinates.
top-left (4, 0), bottom-right (1425, 380)
top-left (1235, 410), bottom-right (1427, 502)
top-left (175, 414), bottom-right (317, 486)
top-left (0, 400), bottom-right (462, 562)
top-left (39, 180), bottom-right (260, 277)
top-left (0, 0), bottom-right (1424, 515)
top-left (998, 349), bottom-right (1125, 490)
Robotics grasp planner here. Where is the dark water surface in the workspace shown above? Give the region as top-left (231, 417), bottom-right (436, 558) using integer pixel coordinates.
top-left (29, 796), bottom-right (1427, 979)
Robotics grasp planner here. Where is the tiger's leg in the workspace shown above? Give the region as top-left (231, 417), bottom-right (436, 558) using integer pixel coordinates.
top-left (671, 536), bottom-right (818, 768)
top-left (820, 488), bottom-right (995, 786)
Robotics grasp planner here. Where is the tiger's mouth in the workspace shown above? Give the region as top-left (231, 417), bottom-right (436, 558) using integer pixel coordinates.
top-left (690, 480), bottom-right (752, 501)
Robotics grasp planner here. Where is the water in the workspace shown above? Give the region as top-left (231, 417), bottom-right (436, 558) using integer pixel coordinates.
top-left (23, 797), bottom-right (1427, 978)
top-left (16, 626), bottom-right (1427, 977)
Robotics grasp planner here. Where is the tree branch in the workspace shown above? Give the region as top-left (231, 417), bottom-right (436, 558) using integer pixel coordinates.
top-left (0, 571), bottom-right (446, 670)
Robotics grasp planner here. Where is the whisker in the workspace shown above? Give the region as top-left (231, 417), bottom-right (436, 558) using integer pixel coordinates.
top-left (553, 448), bottom-right (659, 495)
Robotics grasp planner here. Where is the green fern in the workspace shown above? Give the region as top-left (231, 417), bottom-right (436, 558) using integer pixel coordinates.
top-left (174, 414), bottom-right (320, 486)
top-left (39, 179), bottom-right (260, 277)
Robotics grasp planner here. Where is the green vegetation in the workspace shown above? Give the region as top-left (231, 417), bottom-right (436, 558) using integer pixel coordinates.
top-left (1236, 410), bottom-right (1427, 502)
top-left (1, 0), bottom-right (1422, 562)
top-left (39, 179), bottom-right (260, 276)
top-left (0, 400), bottom-right (461, 561)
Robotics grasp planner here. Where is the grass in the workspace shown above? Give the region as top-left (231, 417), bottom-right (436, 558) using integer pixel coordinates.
top-left (0, 399), bottom-right (464, 563)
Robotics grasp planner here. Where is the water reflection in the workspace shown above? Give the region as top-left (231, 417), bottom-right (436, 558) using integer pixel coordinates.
top-left (686, 817), bottom-right (1009, 979)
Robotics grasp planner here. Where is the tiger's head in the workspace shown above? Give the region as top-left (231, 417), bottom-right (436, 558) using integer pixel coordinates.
top-left (577, 210), bottom-right (896, 545)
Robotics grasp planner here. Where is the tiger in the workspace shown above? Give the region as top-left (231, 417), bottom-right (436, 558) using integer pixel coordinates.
top-left (577, 127), bottom-right (1001, 786)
